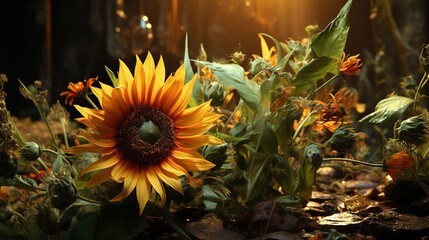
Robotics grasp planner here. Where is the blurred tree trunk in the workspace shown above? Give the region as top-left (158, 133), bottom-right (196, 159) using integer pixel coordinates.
top-left (369, 0), bottom-right (428, 98)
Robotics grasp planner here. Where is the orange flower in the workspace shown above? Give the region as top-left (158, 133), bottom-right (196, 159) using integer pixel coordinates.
top-left (60, 77), bottom-right (97, 105)
top-left (339, 52), bottom-right (362, 76)
top-left (334, 87), bottom-right (365, 113)
top-left (316, 94), bottom-right (350, 133)
top-left (385, 150), bottom-right (414, 180)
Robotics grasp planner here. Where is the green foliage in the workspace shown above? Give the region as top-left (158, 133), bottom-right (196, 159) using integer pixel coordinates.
top-left (104, 66), bottom-right (118, 88)
top-left (359, 95), bottom-right (414, 123)
top-left (195, 60), bottom-right (262, 114)
top-left (293, 56), bottom-right (338, 92)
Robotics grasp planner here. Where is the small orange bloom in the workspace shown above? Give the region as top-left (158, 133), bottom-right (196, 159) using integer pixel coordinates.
top-left (60, 77), bottom-right (97, 105)
top-left (316, 94), bottom-right (351, 132)
top-left (339, 52), bottom-right (362, 76)
top-left (385, 150), bottom-right (414, 180)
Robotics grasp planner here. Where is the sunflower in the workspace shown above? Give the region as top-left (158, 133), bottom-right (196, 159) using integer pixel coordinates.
top-left (65, 53), bottom-right (223, 214)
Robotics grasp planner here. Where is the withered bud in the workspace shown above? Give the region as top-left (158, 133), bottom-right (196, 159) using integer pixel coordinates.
top-left (0, 151), bottom-right (17, 179)
top-left (398, 113), bottom-right (429, 146)
top-left (47, 175), bottom-right (77, 210)
top-left (202, 143), bottom-right (227, 170)
top-left (204, 82), bottom-right (226, 107)
top-left (420, 43), bottom-right (429, 73)
top-left (230, 51), bottom-right (246, 64)
top-left (20, 142), bottom-right (42, 161)
top-left (0, 201), bottom-right (13, 222)
top-left (304, 144), bottom-right (323, 168)
top-left (327, 127), bottom-right (357, 154)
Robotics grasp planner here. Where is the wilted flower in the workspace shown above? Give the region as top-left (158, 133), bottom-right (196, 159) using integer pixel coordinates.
top-left (398, 112), bottom-right (429, 146)
top-left (316, 94), bottom-right (350, 133)
top-left (229, 51), bottom-right (246, 64)
top-left (65, 53), bottom-right (222, 214)
top-left (20, 141), bottom-right (41, 161)
top-left (60, 77), bottom-right (97, 106)
top-left (420, 43), bottom-right (429, 73)
top-left (339, 52), bottom-right (362, 76)
top-left (0, 151), bottom-right (17, 179)
top-left (47, 175), bottom-right (77, 210)
top-left (202, 143), bottom-right (227, 170)
top-left (385, 150), bottom-right (414, 180)
top-left (334, 87), bottom-right (365, 113)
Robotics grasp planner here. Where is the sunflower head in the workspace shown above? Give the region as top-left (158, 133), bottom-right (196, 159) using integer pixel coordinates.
top-left (66, 53), bottom-right (223, 214)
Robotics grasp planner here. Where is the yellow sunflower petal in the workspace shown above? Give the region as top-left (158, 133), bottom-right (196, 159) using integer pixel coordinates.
top-left (136, 169), bottom-right (151, 215)
top-left (145, 166), bottom-right (166, 205)
top-left (143, 52), bottom-right (156, 104)
top-left (174, 101), bottom-right (212, 126)
top-left (176, 123), bottom-right (216, 137)
top-left (64, 143), bottom-right (116, 155)
top-left (85, 167), bottom-right (114, 187)
top-left (99, 82), bottom-right (114, 96)
top-left (170, 149), bottom-right (216, 171)
top-left (110, 166), bottom-right (139, 202)
top-left (118, 59), bottom-right (133, 88)
top-left (79, 151), bottom-right (122, 177)
top-left (163, 158), bottom-right (203, 187)
top-left (90, 86), bottom-right (103, 105)
top-left (153, 165), bottom-right (183, 194)
top-left (132, 55), bottom-right (146, 106)
top-left (111, 160), bottom-right (133, 182)
top-left (152, 56), bottom-right (165, 98)
top-left (168, 75), bottom-right (197, 117)
top-left (78, 131), bottom-right (117, 148)
top-left (258, 33), bottom-right (270, 60)
top-left (175, 135), bottom-right (223, 149)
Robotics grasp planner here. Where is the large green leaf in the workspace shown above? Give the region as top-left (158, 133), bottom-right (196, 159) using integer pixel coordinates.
top-left (359, 95), bottom-right (414, 123)
top-left (311, 0), bottom-right (352, 59)
top-left (195, 60), bottom-right (261, 114)
top-left (293, 56), bottom-right (338, 92)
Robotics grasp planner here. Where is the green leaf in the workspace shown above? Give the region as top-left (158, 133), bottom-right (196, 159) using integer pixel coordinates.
top-left (52, 152), bottom-right (64, 174)
top-left (293, 56), bottom-right (338, 91)
top-left (195, 60), bottom-right (261, 114)
top-left (311, 0), bottom-right (352, 58)
top-left (104, 66), bottom-right (118, 87)
top-left (260, 33), bottom-right (283, 63)
top-left (184, 34), bottom-right (204, 104)
top-left (359, 95), bottom-right (414, 123)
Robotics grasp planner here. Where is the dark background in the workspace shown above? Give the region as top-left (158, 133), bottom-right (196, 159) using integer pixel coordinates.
top-left (0, 0), bottom-right (426, 119)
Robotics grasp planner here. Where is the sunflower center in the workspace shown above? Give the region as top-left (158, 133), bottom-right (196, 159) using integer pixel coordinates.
top-left (116, 106), bottom-right (175, 166)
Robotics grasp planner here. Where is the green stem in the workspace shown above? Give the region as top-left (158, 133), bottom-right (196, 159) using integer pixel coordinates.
top-left (42, 148), bottom-right (71, 165)
top-left (85, 94), bottom-right (99, 110)
top-left (322, 158), bottom-right (384, 167)
top-left (35, 101), bottom-right (59, 147)
top-left (412, 72), bottom-right (428, 114)
top-left (77, 194), bottom-right (104, 205)
top-left (293, 110), bottom-right (318, 140)
top-left (307, 75), bottom-right (339, 99)
top-left (36, 157), bottom-right (49, 171)
top-left (221, 99), bottom-right (243, 133)
top-left (60, 118), bottom-right (69, 148)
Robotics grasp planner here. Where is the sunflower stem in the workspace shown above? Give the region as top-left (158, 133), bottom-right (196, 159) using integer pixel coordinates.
top-left (322, 158), bottom-right (384, 167)
top-left (412, 72), bottom-right (428, 114)
top-left (221, 99), bottom-right (243, 133)
top-left (60, 117), bottom-right (69, 148)
top-left (85, 94), bottom-right (99, 110)
top-left (76, 194), bottom-right (104, 205)
top-left (293, 110), bottom-right (318, 140)
top-left (42, 148), bottom-right (71, 165)
top-left (36, 157), bottom-right (49, 171)
top-left (307, 75), bottom-right (339, 99)
top-left (162, 188), bottom-right (192, 240)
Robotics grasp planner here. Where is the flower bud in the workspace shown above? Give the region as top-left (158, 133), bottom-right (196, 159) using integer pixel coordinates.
top-left (0, 151), bottom-right (17, 179)
top-left (304, 144), bottom-right (323, 168)
top-left (202, 143), bottom-right (227, 170)
top-left (398, 114), bottom-right (429, 146)
top-left (20, 142), bottom-right (41, 161)
top-left (327, 127), bottom-right (357, 154)
top-left (47, 175), bottom-right (77, 210)
top-left (420, 43), bottom-right (429, 73)
top-left (36, 204), bottom-right (60, 234)
top-left (249, 57), bottom-right (269, 75)
top-left (204, 82), bottom-right (226, 107)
